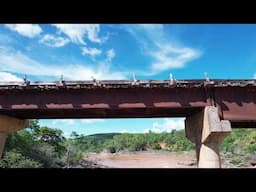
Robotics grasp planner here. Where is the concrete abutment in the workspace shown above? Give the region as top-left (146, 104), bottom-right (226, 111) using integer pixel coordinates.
top-left (0, 115), bottom-right (28, 159)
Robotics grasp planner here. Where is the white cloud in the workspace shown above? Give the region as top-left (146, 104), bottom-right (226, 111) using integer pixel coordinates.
top-left (5, 24), bottom-right (42, 38)
top-left (81, 47), bottom-right (102, 57)
top-left (120, 129), bottom-right (128, 133)
top-left (52, 24), bottom-right (101, 45)
top-left (39, 34), bottom-right (69, 47)
top-left (0, 49), bottom-right (127, 80)
top-left (123, 24), bottom-right (201, 74)
top-left (106, 49), bottom-right (115, 62)
top-left (52, 119), bottom-right (75, 125)
top-left (254, 74), bottom-right (256, 79)
top-left (0, 72), bottom-right (22, 81)
top-left (151, 46), bottom-right (200, 72)
top-left (80, 119), bottom-right (104, 124)
top-left (145, 118), bottom-right (185, 133)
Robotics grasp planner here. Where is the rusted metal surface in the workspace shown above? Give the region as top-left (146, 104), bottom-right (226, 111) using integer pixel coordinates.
top-left (0, 79), bottom-right (255, 128)
top-left (0, 87), bottom-right (208, 116)
top-left (214, 86), bottom-right (256, 127)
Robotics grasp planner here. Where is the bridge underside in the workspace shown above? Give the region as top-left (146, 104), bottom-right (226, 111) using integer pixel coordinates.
top-left (0, 107), bottom-right (202, 119)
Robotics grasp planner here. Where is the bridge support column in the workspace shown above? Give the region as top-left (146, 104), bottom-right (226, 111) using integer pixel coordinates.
top-left (0, 115), bottom-right (28, 159)
top-left (0, 133), bottom-right (7, 159)
top-left (185, 106), bottom-right (231, 168)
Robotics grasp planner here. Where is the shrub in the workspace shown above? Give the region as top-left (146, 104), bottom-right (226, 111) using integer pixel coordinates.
top-left (65, 144), bottom-right (84, 167)
top-left (151, 143), bottom-right (161, 150)
top-left (0, 151), bottom-right (42, 168)
top-left (230, 156), bottom-right (242, 165)
top-left (107, 146), bottom-right (116, 153)
top-left (245, 144), bottom-right (256, 153)
top-left (103, 140), bottom-right (117, 153)
top-left (27, 143), bottom-right (62, 168)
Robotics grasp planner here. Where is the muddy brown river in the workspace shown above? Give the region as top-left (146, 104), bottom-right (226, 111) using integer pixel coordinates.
top-left (85, 151), bottom-right (197, 168)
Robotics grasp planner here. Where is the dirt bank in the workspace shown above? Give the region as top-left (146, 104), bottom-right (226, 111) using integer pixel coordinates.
top-left (85, 150), bottom-right (197, 168)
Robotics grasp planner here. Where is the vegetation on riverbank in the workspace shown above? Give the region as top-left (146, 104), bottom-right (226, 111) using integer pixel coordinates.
top-left (1, 120), bottom-right (256, 168)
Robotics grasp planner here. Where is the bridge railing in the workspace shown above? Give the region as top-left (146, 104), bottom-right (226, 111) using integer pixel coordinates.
top-left (0, 79), bottom-right (255, 90)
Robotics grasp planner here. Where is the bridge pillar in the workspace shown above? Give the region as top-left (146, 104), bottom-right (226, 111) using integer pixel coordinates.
top-left (185, 106), bottom-right (231, 168)
top-left (0, 115), bottom-right (28, 159)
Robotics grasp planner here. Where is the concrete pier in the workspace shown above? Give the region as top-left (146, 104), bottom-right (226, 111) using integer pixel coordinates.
top-left (185, 106), bottom-right (231, 168)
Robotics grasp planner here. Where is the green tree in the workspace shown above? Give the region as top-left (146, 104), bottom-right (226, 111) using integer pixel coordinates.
top-left (33, 126), bottom-right (66, 155)
top-left (70, 131), bottom-right (80, 140)
top-left (28, 119), bottom-right (40, 129)
top-left (5, 130), bottom-right (34, 155)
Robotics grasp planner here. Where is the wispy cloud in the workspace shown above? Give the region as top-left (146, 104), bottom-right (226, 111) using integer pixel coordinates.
top-left (144, 118), bottom-right (185, 133)
top-left (52, 24), bottom-right (102, 45)
top-left (39, 34), bottom-right (70, 47)
top-left (150, 45), bottom-right (200, 72)
top-left (0, 72), bottom-right (22, 81)
top-left (5, 24), bottom-right (42, 38)
top-left (0, 48), bottom-right (126, 80)
top-left (80, 119), bottom-right (104, 124)
top-left (81, 47), bottom-right (102, 57)
top-left (123, 24), bottom-right (201, 75)
top-left (254, 73), bottom-right (256, 79)
top-left (106, 49), bottom-right (115, 62)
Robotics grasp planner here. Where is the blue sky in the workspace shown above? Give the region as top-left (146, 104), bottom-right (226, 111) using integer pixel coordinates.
top-left (0, 24), bottom-right (255, 136)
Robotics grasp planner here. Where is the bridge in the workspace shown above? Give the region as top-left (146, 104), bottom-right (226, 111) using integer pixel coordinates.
top-left (0, 79), bottom-right (255, 167)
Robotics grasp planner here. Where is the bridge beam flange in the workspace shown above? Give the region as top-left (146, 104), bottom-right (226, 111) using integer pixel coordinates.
top-left (185, 106), bottom-right (231, 168)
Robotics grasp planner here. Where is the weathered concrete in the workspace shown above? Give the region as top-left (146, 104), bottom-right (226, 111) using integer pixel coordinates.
top-left (0, 115), bottom-right (28, 158)
top-left (0, 133), bottom-right (7, 159)
top-left (185, 106), bottom-right (231, 168)
top-left (0, 115), bottom-right (28, 133)
top-left (198, 143), bottom-right (221, 168)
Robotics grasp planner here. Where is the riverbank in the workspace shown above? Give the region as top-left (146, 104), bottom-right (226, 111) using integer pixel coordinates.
top-left (84, 150), bottom-right (197, 168)
top-left (83, 150), bottom-right (256, 168)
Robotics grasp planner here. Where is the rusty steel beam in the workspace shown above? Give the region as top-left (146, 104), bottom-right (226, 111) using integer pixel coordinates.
top-left (0, 87), bottom-right (209, 116)
top-left (0, 79), bottom-right (255, 128)
top-left (214, 86), bottom-right (256, 127)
